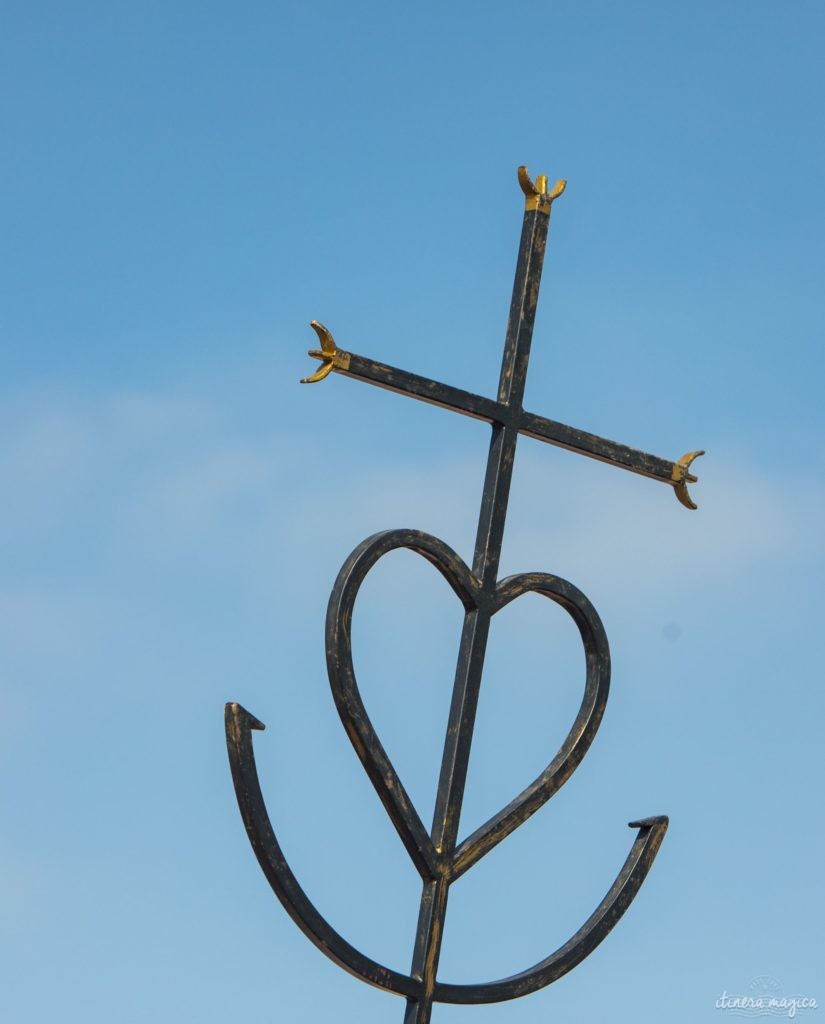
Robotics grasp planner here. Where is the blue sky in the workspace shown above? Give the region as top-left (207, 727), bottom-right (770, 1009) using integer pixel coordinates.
top-left (2, 2), bottom-right (823, 1022)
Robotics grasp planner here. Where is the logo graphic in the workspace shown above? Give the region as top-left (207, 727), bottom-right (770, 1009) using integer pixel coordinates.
top-left (717, 976), bottom-right (818, 1018)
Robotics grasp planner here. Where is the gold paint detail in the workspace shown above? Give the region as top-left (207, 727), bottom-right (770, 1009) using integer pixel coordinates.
top-left (518, 164), bottom-right (567, 213)
top-left (300, 321), bottom-right (351, 384)
top-left (671, 450), bottom-right (705, 510)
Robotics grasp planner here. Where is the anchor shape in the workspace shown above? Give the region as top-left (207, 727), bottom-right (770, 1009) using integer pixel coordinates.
top-left (226, 166), bottom-right (702, 1022)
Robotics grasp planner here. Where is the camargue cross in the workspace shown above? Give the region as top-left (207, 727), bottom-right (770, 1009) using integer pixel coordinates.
top-left (225, 165), bottom-right (703, 1024)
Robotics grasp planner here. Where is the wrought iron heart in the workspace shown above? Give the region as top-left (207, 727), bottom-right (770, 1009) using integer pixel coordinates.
top-left (325, 528), bottom-right (612, 881)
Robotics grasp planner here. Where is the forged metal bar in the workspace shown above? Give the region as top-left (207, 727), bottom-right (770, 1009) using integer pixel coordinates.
top-left (308, 342), bottom-right (702, 506)
top-left (337, 353), bottom-right (505, 425)
top-left (226, 166), bottom-right (699, 1022)
top-left (404, 196), bottom-right (553, 1024)
top-left (519, 409), bottom-right (676, 482)
top-left (336, 352), bottom-right (680, 485)
top-left (224, 702), bottom-right (420, 998)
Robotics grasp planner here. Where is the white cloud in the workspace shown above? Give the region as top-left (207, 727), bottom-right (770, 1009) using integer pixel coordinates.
top-left (4, 387), bottom-right (819, 645)
top-left (128, 445), bottom-right (279, 543)
top-left (0, 586), bottom-right (110, 665)
top-left (0, 409), bottom-right (92, 538)
top-left (502, 446), bottom-right (820, 594)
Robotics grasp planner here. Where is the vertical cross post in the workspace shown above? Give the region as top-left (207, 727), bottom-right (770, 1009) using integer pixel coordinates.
top-left (404, 171), bottom-right (564, 1024)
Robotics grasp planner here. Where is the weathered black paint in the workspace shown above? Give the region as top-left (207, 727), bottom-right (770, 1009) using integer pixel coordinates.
top-left (225, 179), bottom-right (676, 1022)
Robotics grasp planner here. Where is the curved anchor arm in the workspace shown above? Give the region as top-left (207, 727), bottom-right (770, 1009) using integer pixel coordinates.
top-left (224, 702), bottom-right (420, 999)
top-left (226, 697), bottom-right (668, 1008)
top-left (434, 816), bottom-right (669, 1005)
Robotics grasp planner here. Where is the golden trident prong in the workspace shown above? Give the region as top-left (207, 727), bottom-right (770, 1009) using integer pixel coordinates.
top-left (300, 321), bottom-right (351, 384)
top-left (672, 450), bottom-right (705, 510)
top-left (517, 165), bottom-right (567, 212)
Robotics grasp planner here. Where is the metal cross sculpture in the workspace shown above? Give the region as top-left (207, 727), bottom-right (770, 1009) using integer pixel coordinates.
top-left (225, 165), bottom-right (703, 1023)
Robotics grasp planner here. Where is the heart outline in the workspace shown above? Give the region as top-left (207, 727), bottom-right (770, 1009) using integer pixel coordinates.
top-left (325, 528), bottom-right (610, 880)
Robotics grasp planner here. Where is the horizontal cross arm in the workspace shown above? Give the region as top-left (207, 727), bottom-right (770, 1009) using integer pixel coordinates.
top-left (519, 410), bottom-right (704, 508)
top-left (301, 323), bottom-right (506, 423)
top-left (300, 323), bottom-right (702, 509)
top-left (520, 410), bottom-right (674, 483)
top-left (337, 352), bottom-right (505, 423)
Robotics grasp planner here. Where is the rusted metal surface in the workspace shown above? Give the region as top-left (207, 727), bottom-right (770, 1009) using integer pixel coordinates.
top-left (226, 165), bottom-right (700, 1022)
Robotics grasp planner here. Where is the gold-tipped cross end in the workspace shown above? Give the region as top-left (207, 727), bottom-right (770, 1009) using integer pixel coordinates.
top-left (300, 321), bottom-right (351, 384)
top-left (518, 165), bottom-right (567, 212)
top-left (671, 450), bottom-right (705, 510)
